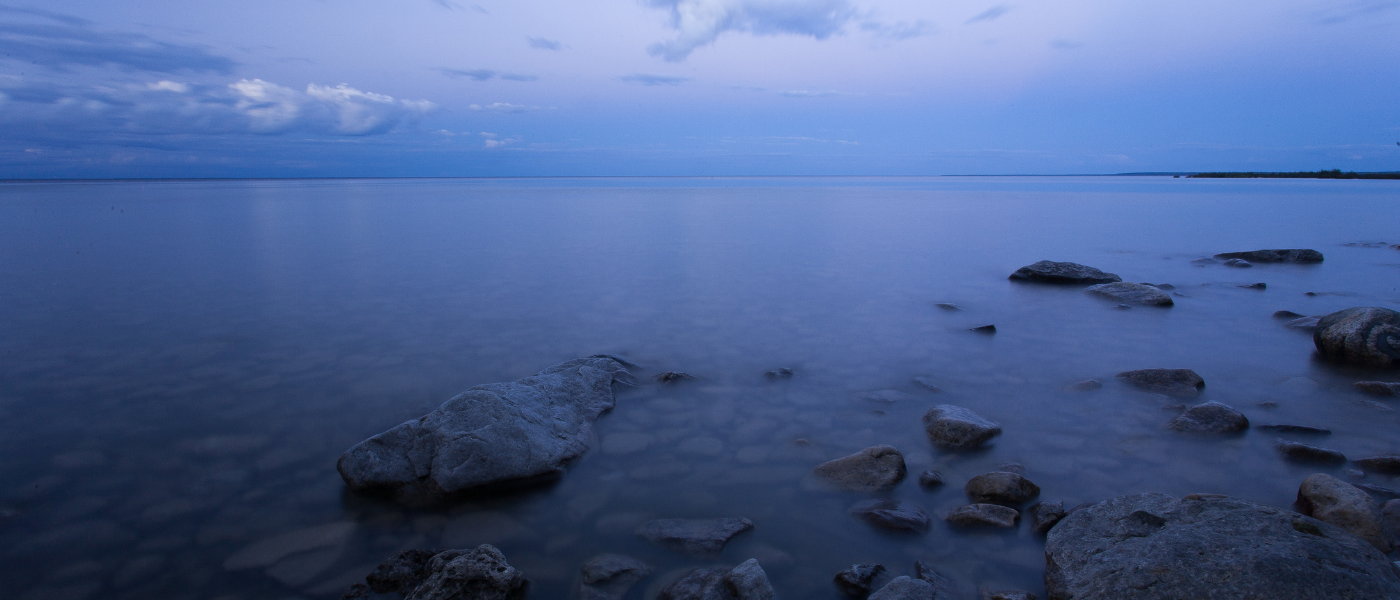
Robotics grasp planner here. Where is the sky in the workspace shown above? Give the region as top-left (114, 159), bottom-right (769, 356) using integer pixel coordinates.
top-left (1, 0), bottom-right (1398, 177)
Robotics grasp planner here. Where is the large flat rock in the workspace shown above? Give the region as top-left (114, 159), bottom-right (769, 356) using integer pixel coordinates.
top-left (1009, 261), bottom-right (1121, 284)
top-left (1213, 249), bottom-right (1324, 263)
top-left (1044, 493), bottom-right (1400, 600)
top-left (337, 356), bottom-right (634, 496)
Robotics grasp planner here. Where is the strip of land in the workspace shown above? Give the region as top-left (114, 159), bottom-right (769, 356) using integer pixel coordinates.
top-left (1189, 170), bottom-right (1400, 179)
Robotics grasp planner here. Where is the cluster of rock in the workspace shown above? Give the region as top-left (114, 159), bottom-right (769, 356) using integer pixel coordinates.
top-left (341, 545), bottom-right (526, 600)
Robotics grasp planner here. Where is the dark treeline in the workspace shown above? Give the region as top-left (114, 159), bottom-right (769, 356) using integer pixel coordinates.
top-left (1189, 169), bottom-right (1400, 179)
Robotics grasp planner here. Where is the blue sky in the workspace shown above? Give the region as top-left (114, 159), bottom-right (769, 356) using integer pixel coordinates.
top-left (1, 0), bottom-right (1398, 177)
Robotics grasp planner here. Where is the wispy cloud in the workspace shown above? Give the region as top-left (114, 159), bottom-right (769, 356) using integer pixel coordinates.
top-left (527, 37), bottom-right (563, 50)
top-left (620, 73), bottom-right (690, 86)
top-left (440, 68), bottom-right (538, 82)
top-left (646, 0), bottom-right (856, 61)
top-left (965, 5), bottom-right (1010, 24)
top-left (0, 5), bottom-right (235, 73)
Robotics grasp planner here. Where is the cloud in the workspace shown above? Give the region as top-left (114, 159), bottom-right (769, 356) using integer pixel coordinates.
top-left (469, 102), bottom-right (540, 112)
top-left (646, 0), bottom-right (856, 61)
top-left (481, 132), bottom-right (520, 148)
top-left (0, 5), bottom-right (234, 73)
top-left (527, 37), bottom-right (562, 50)
top-left (860, 19), bottom-right (933, 40)
top-left (965, 5), bottom-right (1010, 24)
top-left (620, 73), bottom-right (690, 86)
top-left (440, 68), bottom-right (538, 82)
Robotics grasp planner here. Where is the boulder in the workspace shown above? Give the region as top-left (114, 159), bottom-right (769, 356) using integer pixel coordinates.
top-left (848, 500), bottom-right (931, 533)
top-left (1313, 307), bottom-right (1400, 368)
top-left (918, 469), bottom-right (945, 488)
top-left (366, 549), bottom-right (438, 594)
top-left (659, 568), bottom-right (732, 600)
top-left (637, 517), bottom-right (754, 555)
top-left (1214, 249), bottom-right (1324, 263)
top-left (1083, 283), bottom-right (1173, 307)
top-left (578, 554), bottom-right (651, 600)
top-left (965, 472), bottom-right (1040, 506)
top-left (834, 564), bottom-right (886, 597)
top-left (338, 356), bottom-right (634, 497)
top-left (922, 405), bottom-right (1002, 450)
top-left (1028, 500), bottom-right (1067, 534)
top-left (724, 559), bottom-right (775, 600)
top-left (1297, 473), bottom-right (1392, 552)
top-left (1275, 440), bottom-right (1346, 464)
top-left (1115, 369), bottom-right (1204, 398)
top-left (407, 545), bottom-right (526, 600)
top-left (812, 445), bottom-right (907, 492)
top-left (1008, 261), bottom-right (1121, 284)
top-left (1044, 493), bottom-right (1400, 600)
top-left (1353, 454), bottom-right (1400, 475)
top-left (944, 504), bottom-right (1019, 528)
top-left (1165, 402), bottom-right (1248, 434)
top-left (1355, 381), bottom-right (1400, 396)
top-left (913, 561), bottom-right (957, 600)
top-left (869, 577), bottom-right (934, 600)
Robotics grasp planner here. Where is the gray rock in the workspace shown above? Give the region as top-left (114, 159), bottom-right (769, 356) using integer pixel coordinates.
top-left (834, 564), bottom-right (886, 597)
top-left (1009, 261), bottom-right (1121, 284)
top-left (1238, 282), bottom-right (1267, 290)
top-left (922, 405), bottom-right (1002, 450)
top-left (578, 554), bottom-right (651, 600)
top-left (1313, 307), bottom-right (1400, 368)
top-left (1276, 440), bottom-right (1346, 464)
top-left (1140, 282), bottom-right (1174, 290)
top-left (912, 377), bottom-right (942, 392)
top-left (1274, 310), bottom-right (1306, 319)
top-left (660, 567), bottom-right (732, 600)
top-left (981, 591), bottom-right (1036, 600)
top-left (1285, 316), bottom-right (1321, 331)
top-left (338, 356), bottom-right (634, 496)
top-left (918, 469), bottom-right (945, 488)
top-left (1044, 492), bottom-right (1400, 600)
top-left (969, 324), bottom-right (997, 334)
top-left (656, 372), bottom-right (697, 383)
top-left (1356, 483), bottom-right (1400, 501)
top-left (1084, 282), bottom-right (1173, 306)
top-left (1165, 402), bottom-right (1248, 434)
top-left (848, 500), bottom-right (931, 533)
top-left (1256, 424), bottom-right (1330, 435)
top-left (366, 549), bottom-right (438, 594)
top-left (341, 583), bottom-right (370, 599)
top-left (1214, 249), bottom-right (1325, 263)
top-left (1029, 500), bottom-right (1067, 534)
top-left (965, 472), bottom-right (1040, 506)
top-left (1064, 379), bottom-right (1101, 392)
top-left (407, 545), bottom-right (526, 600)
top-left (637, 517), bottom-right (754, 555)
top-left (913, 561), bottom-right (957, 600)
top-left (934, 303), bottom-right (963, 311)
top-left (1190, 257), bottom-right (1218, 265)
top-left (724, 559), bottom-right (775, 600)
top-left (944, 504), bottom-right (1019, 528)
top-left (1297, 472), bottom-right (1393, 552)
top-left (1356, 381), bottom-right (1400, 396)
top-left (1221, 258), bottom-right (1253, 268)
top-left (812, 445), bottom-right (907, 492)
top-left (1115, 369), bottom-right (1204, 397)
top-left (1354, 454), bottom-right (1400, 475)
top-left (869, 577), bottom-right (934, 600)
top-left (764, 368), bottom-right (794, 380)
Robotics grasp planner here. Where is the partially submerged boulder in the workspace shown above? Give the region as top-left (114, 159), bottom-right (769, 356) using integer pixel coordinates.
top-left (1116, 369), bottom-right (1204, 398)
top-left (812, 445), bottom-right (907, 492)
top-left (1009, 261), bottom-right (1121, 284)
top-left (923, 405), bottom-right (1001, 450)
top-left (945, 504), bottom-right (1019, 528)
top-left (1214, 249), bottom-right (1324, 263)
top-left (1313, 307), bottom-right (1400, 368)
top-left (338, 356), bottom-right (635, 497)
top-left (868, 576), bottom-right (934, 600)
top-left (1354, 454), bottom-right (1400, 475)
top-left (342, 545), bottom-right (526, 600)
top-left (637, 517), bottom-right (754, 555)
top-left (1355, 381), bottom-right (1400, 396)
top-left (1297, 473), bottom-right (1393, 552)
top-left (848, 500), bottom-right (931, 533)
top-left (1028, 500), bottom-right (1067, 534)
top-left (965, 472), bottom-right (1040, 506)
top-left (1165, 402), bottom-right (1248, 434)
top-left (578, 554), bottom-right (651, 600)
top-left (1084, 282), bottom-right (1173, 307)
top-left (1044, 493), bottom-right (1400, 600)
top-left (834, 563), bottom-right (886, 597)
top-left (1275, 440), bottom-right (1346, 464)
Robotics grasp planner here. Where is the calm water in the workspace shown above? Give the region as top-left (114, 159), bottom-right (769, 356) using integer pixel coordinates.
top-left (2, 177), bottom-right (1399, 600)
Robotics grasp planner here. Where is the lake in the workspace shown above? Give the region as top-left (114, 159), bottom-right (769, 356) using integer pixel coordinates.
top-left (2, 176), bottom-right (1399, 599)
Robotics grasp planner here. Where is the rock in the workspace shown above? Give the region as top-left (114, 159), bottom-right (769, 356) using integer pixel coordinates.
top-left (366, 549), bottom-right (438, 594)
top-left (1214, 249), bottom-right (1325, 263)
top-left (659, 567), bottom-right (731, 600)
top-left (637, 517), bottom-right (754, 555)
top-left (848, 500), bottom-right (931, 533)
top-left (1166, 402), bottom-right (1248, 434)
top-left (1275, 440), bottom-right (1346, 464)
top-left (341, 583), bottom-right (370, 599)
top-left (1115, 369), bottom-right (1204, 398)
top-left (944, 504), bottom-right (1019, 528)
top-left (869, 576), bottom-right (934, 600)
top-left (1221, 258), bottom-right (1252, 268)
top-left (1029, 500), bottom-right (1067, 534)
top-left (1355, 483), bottom-right (1400, 501)
top-left (861, 390), bottom-right (913, 403)
top-left (1190, 257), bottom-right (1218, 265)
top-left (1256, 424), bottom-right (1330, 435)
top-left (764, 368), bottom-right (794, 380)
top-left (981, 591), bottom-right (1036, 600)
top-left (1238, 282), bottom-right (1267, 290)
top-left (1353, 455), bottom-right (1400, 475)
top-left (1313, 307), bottom-right (1400, 367)
top-left (724, 559), bottom-right (775, 600)
top-left (913, 561), bottom-right (957, 600)
top-left (1140, 282), bottom-right (1174, 290)
top-left (407, 545), bottom-right (526, 600)
top-left (912, 377), bottom-right (942, 392)
top-left (578, 554), bottom-right (651, 600)
top-left (1297, 473), bottom-right (1393, 552)
top-left (922, 405), bottom-right (1002, 450)
top-left (918, 469), bottom-right (945, 488)
top-left (969, 324), bottom-right (997, 334)
top-left (1084, 282), bottom-right (1173, 307)
top-left (834, 563), bottom-right (886, 597)
top-left (337, 356), bottom-right (634, 496)
top-left (1355, 381), bottom-right (1400, 396)
top-left (1045, 492), bottom-right (1400, 600)
top-left (965, 472), bottom-right (1040, 506)
top-left (1274, 310), bottom-right (1306, 319)
top-left (935, 303), bottom-right (963, 311)
top-left (812, 445), bottom-right (907, 492)
top-left (1284, 316), bottom-right (1321, 331)
top-left (1064, 379), bottom-right (1101, 392)
top-left (1008, 261), bottom-right (1121, 284)
top-left (656, 372), bottom-right (697, 383)
top-left (1113, 303), bottom-right (1132, 310)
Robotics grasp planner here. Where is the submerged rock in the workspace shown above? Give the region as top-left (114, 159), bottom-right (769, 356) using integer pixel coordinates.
top-left (1256, 424), bottom-right (1330, 435)
top-left (1009, 261), bottom-right (1121, 284)
top-left (1275, 440), bottom-right (1346, 464)
top-left (969, 324), bottom-right (997, 334)
top-left (965, 472), bottom-right (1040, 506)
top-left (1297, 473), bottom-right (1392, 552)
top-left (868, 576), bottom-right (934, 600)
top-left (337, 356), bottom-right (634, 497)
top-left (1028, 500), bottom-right (1067, 534)
top-left (1064, 379), bottom-right (1101, 392)
top-left (812, 445), bottom-right (907, 492)
top-left (1115, 369), bottom-right (1204, 398)
top-left (1273, 310), bottom-right (1306, 319)
top-left (848, 500), bottom-right (931, 533)
top-left (945, 504), bottom-right (1019, 528)
top-left (655, 372), bottom-right (697, 383)
top-left (923, 405), bottom-right (1002, 450)
top-left (834, 563), bottom-right (886, 597)
top-left (637, 517), bottom-right (753, 555)
top-left (1313, 307), bottom-right (1400, 368)
top-left (1355, 381), bottom-right (1400, 396)
top-left (1214, 249), bottom-right (1325, 263)
top-left (918, 469), bottom-right (945, 488)
top-left (1221, 258), bottom-right (1253, 268)
top-left (1284, 316), bottom-right (1321, 331)
top-left (1238, 282), bottom-right (1267, 290)
top-left (1353, 454), bottom-right (1400, 475)
top-left (1165, 402), bottom-right (1248, 434)
top-left (578, 554), bottom-right (651, 600)
top-left (1084, 282), bottom-right (1173, 306)
top-left (764, 368), bottom-right (795, 380)
top-left (935, 303), bottom-right (963, 311)
top-left (1044, 493), bottom-right (1400, 600)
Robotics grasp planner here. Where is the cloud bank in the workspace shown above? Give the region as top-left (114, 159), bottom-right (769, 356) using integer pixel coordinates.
top-left (647, 0), bottom-right (856, 61)
top-left (0, 5), bottom-right (234, 73)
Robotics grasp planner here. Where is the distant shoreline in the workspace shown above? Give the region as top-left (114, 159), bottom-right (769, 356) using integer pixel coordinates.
top-left (1188, 170), bottom-right (1400, 180)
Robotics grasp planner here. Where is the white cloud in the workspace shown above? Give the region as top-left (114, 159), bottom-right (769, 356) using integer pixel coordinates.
top-left (147, 80), bottom-right (190, 93)
top-left (231, 79), bottom-right (304, 132)
top-left (647, 0), bottom-right (856, 61)
top-left (305, 83), bottom-right (433, 134)
top-left (483, 136), bottom-right (520, 148)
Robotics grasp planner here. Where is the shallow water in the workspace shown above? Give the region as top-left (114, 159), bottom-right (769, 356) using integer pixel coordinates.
top-left (1, 176), bottom-right (1399, 599)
